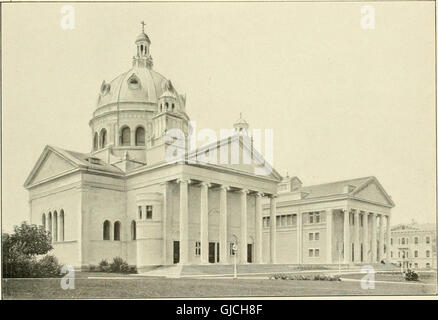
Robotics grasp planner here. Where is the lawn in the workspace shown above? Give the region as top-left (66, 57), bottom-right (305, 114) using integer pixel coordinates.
top-left (2, 272), bottom-right (437, 299)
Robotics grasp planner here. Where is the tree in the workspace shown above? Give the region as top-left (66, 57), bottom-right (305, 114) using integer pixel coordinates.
top-left (2, 221), bottom-right (61, 278)
top-left (3, 222), bottom-right (52, 258)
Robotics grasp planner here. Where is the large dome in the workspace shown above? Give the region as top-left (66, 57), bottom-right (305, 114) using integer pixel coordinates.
top-left (97, 66), bottom-right (170, 108)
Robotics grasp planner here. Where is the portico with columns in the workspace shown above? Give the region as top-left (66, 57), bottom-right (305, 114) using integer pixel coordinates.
top-left (262, 175), bottom-right (394, 265)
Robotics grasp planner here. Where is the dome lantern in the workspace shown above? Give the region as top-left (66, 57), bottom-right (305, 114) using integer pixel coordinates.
top-left (233, 113), bottom-right (249, 134)
top-left (133, 21), bottom-right (153, 68)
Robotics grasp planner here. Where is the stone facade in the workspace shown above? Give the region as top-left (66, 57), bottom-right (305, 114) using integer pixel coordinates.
top-left (390, 222), bottom-right (436, 270)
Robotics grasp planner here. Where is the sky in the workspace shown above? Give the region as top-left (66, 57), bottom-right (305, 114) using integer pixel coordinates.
top-left (2, 2), bottom-right (436, 232)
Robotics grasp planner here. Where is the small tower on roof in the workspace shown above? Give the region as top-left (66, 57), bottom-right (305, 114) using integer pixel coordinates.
top-left (133, 21), bottom-right (153, 68)
top-left (233, 113), bottom-right (249, 135)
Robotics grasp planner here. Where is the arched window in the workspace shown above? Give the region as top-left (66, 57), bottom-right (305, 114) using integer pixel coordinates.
top-left (100, 128), bottom-right (107, 148)
top-left (131, 220), bottom-right (136, 240)
top-left (172, 103), bottom-right (175, 111)
top-left (48, 212), bottom-right (52, 241)
top-left (93, 133), bottom-right (98, 150)
top-left (120, 126), bottom-right (131, 146)
top-left (135, 127), bottom-right (145, 146)
top-left (53, 211), bottom-right (58, 242)
top-left (114, 221), bottom-right (121, 241)
top-left (59, 210), bottom-right (65, 241)
top-left (42, 213), bottom-right (46, 230)
top-left (103, 220), bottom-right (111, 240)
top-left (165, 102), bottom-right (169, 110)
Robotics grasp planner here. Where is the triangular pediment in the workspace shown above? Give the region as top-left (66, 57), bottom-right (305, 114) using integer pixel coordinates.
top-left (351, 177), bottom-right (395, 207)
top-left (24, 146), bottom-right (79, 187)
top-left (186, 134), bottom-right (282, 181)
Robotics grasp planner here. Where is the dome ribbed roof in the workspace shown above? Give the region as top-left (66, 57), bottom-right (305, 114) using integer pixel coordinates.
top-left (97, 66), bottom-right (172, 108)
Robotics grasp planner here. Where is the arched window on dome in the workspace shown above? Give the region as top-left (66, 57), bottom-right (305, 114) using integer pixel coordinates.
top-left (172, 103), bottom-right (175, 111)
top-left (135, 127), bottom-right (145, 146)
top-left (103, 220), bottom-right (111, 240)
top-left (165, 102), bottom-right (169, 110)
top-left (120, 126), bottom-right (131, 146)
top-left (114, 221), bottom-right (121, 241)
top-left (100, 129), bottom-right (107, 148)
top-left (93, 132), bottom-right (98, 151)
top-left (131, 220), bottom-right (136, 240)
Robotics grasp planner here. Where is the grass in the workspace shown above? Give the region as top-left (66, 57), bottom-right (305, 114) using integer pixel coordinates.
top-left (2, 272), bottom-right (437, 299)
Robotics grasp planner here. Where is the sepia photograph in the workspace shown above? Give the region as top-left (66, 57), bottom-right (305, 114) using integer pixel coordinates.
top-left (1, 1), bottom-right (436, 301)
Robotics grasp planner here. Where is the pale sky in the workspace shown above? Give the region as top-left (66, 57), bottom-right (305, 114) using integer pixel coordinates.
top-left (2, 2), bottom-right (436, 232)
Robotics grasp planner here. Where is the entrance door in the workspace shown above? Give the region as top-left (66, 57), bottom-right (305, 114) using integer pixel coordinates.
top-left (173, 241), bottom-right (180, 264)
top-left (247, 244), bottom-right (253, 263)
top-left (209, 242), bottom-right (215, 263)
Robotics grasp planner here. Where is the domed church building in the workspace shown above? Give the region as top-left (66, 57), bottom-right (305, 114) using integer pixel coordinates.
top-left (24, 24), bottom-right (394, 271)
top-left (24, 25), bottom-right (282, 271)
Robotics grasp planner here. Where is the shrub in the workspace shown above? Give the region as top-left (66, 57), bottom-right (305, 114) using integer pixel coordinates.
top-left (405, 269), bottom-right (419, 281)
top-left (129, 265), bottom-right (138, 274)
top-left (35, 255), bottom-right (62, 277)
top-left (270, 273), bottom-right (341, 281)
top-left (98, 259), bottom-right (109, 272)
top-left (110, 257), bottom-right (129, 273)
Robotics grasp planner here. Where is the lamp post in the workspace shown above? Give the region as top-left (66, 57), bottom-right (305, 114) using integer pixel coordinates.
top-left (232, 243), bottom-right (238, 279)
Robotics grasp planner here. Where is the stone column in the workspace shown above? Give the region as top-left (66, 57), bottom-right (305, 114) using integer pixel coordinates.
top-left (297, 211), bottom-right (302, 264)
top-left (363, 212), bottom-right (369, 263)
top-left (200, 182), bottom-right (210, 264)
top-left (354, 210), bottom-right (360, 262)
top-left (219, 185), bottom-right (229, 264)
top-left (269, 195), bottom-right (277, 264)
top-left (379, 214), bottom-right (384, 262)
top-left (255, 192), bottom-right (263, 264)
top-left (240, 189), bottom-right (248, 264)
top-left (178, 179), bottom-right (190, 264)
top-left (343, 208), bottom-right (350, 263)
top-left (326, 209), bottom-right (333, 264)
top-left (386, 214), bottom-right (391, 261)
top-left (161, 182), bottom-right (168, 264)
top-left (371, 213), bottom-right (377, 263)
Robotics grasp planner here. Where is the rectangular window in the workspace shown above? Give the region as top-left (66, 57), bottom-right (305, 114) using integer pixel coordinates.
top-left (292, 214), bottom-right (297, 226)
top-left (138, 206), bottom-right (142, 219)
top-left (414, 250), bottom-right (418, 258)
top-left (309, 213), bottom-right (314, 224)
top-left (146, 205), bottom-right (153, 219)
top-left (426, 250), bottom-right (430, 258)
top-left (309, 249), bottom-right (313, 257)
top-left (309, 233), bottom-right (314, 241)
top-left (391, 238), bottom-right (393, 245)
top-left (315, 212), bottom-right (320, 223)
top-left (287, 214), bottom-right (293, 226)
top-left (315, 249), bottom-right (320, 257)
top-left (315, 232), bottom-right (320, 241)
top-left (406, 238), bottom-right (409, 244)
top-left (402, 238), bottom-right (405, 245)
top-left (195, 241), bottom-right (201, 256)
top-left (276, 216), bottom-right (281, 227)
top-left (281, 215), bottom-right (287, 227)
top-left (426, 237), bottom-right (430, 244)
top-left (415, 237), bottom-right (419, 244)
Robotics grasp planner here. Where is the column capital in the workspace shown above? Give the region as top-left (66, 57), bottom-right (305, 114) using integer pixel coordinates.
top-left (343, 207), bottom-right (350, 213)
top-left (240, 188), bottom-right (249, 194)
top-left (200, 182), bottom-right (211, 188)
top-left (176, 178), bottom-right (191, 184)
top-left (220, 185), bottom-right (230, 191)
top-left (256, 192), bottom-right (265, 198)
top-left (269, 193), bottom-right (278, 199)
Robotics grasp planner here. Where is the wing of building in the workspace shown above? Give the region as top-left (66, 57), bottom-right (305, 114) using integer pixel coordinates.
top-left (24, 26), bottom-right (395, 271)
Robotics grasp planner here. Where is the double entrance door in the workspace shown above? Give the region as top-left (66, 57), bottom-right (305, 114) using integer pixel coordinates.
top-left (173, 241), bottom-right (254, 264)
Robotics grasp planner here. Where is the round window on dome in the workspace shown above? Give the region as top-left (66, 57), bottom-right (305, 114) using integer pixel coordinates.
top-left (100, 81), bottom-right (110, 95)
top-left (128, 74), bottom-right (141, 90)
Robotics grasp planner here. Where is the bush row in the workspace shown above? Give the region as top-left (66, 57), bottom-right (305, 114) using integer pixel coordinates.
top-left (269, 273), bottom-right (341, 281)
top-left (3, 255), bottom-right (63, 278)
top-left (88, 257), bottom-right (137, 274)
